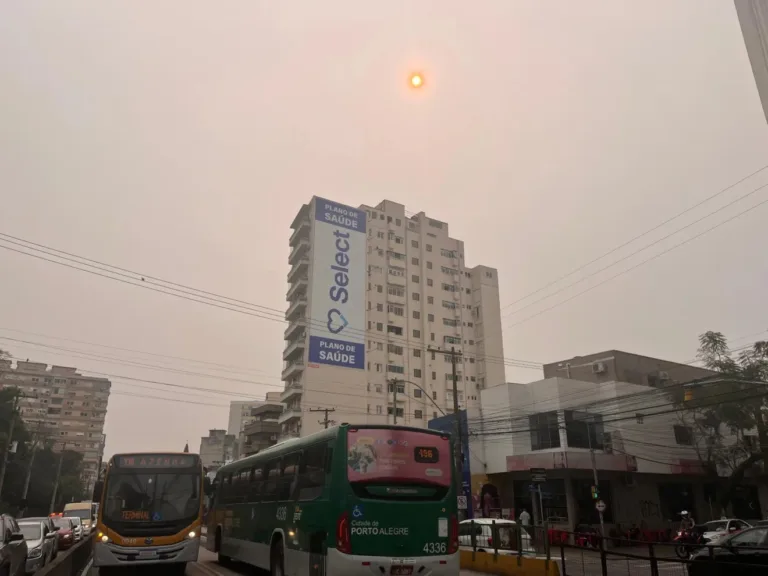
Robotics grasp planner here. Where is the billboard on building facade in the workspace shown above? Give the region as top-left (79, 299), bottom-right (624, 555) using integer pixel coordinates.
top-left (308, 197), bottom-right (366, 370)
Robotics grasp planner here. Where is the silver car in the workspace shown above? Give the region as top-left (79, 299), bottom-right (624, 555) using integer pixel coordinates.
top-left (64, 517), bottom-right (83, 542)
top-left (18, 520), bottom-right (56, 574)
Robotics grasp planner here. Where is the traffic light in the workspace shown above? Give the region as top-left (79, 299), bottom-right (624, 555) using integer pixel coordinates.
top-left (591, 485), bottom-right (599, 500)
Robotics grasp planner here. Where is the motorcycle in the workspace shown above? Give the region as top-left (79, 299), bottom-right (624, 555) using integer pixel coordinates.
top-left (673, 528), bottom-right (703, 559)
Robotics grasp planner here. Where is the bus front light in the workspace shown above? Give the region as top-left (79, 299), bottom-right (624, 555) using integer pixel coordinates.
top-left (101, 535), bottom-right (109, 543)
top-left (187, 531), bottom-right (197, 539)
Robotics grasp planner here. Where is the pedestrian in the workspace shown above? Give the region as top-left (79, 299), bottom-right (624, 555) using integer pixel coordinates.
top-left (519, 508), bottom-right (531, 526)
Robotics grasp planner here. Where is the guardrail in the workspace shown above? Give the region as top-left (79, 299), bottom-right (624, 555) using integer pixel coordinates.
top-left (37, 536), bottom-right (92, 576)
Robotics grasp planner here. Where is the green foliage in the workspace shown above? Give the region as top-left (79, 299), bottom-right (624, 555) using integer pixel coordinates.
top-left (670, 331), bottom-right (768, 511)
top-left (0, 388), bottom-right (87, 516)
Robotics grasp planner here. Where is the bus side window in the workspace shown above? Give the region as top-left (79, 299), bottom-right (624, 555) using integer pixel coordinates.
top-left (263, 460), bottom-right (280, 502)
top-left (279, 452), bottom-right (300, 501)
top-left (248, 467), bottom-right (263, 503)
top-left (298, 444), bottom-right (326, 501)
top-left (237, 470), bottom-right (249, 503)
top-left (222, 474), bottom-right (232, 504)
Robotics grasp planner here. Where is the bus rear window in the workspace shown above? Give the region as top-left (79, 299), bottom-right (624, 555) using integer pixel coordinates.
top-left (347, 429), bottom-right (450, 486)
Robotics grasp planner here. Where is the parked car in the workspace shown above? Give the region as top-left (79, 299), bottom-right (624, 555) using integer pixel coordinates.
top-left (458, 518), bottom-right (534, 554)
top-left (688, 526), bottom-right (768, 575)
top-left (22, 518), bottom-right (58, 559)
top-left (0, 514), bottom-right (28, 576)
top-left (18, 519), bottom-right (56, 574)
top-left (64, 517), bottom-right (83, 542)
top-left (50, 517), bottom-right (75, 550)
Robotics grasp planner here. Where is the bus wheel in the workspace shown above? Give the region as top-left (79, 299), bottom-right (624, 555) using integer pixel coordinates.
top-left (270, 537), bottom-right (285, 576)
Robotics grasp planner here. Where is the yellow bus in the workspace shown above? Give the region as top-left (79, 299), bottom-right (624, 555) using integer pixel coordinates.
top-left (92, 452), bottom-right (208, 575)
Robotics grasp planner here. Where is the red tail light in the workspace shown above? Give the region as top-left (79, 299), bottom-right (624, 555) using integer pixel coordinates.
top-left (487, 537), bottom-right (493, 546)
top-left (337, 512), bottom-right (352, 554)
top-left (448, 514), bottom-right (458, 554)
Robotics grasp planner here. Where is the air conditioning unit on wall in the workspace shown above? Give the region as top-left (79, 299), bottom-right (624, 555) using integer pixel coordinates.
top-left (592, 362), bottom-right (607, 374)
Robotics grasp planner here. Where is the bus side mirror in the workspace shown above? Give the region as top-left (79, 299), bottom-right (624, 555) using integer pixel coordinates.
top-left (93, 480), bottom-right (104, 503)
top-left (204, 477), bottom-right (213, 496)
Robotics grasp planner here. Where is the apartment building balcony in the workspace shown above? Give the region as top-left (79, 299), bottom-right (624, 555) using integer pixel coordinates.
top-left (280, 381), bottom-right (303, 403)
top-left (286, 295), bottom-right (308, 322)
top-left (290, 218), bottom-right (311, 247)
top-left (281, 360), bottom-right (305, 381)
top-left (283, 337), bottom-right (306, 362)
top-left (278, 430), bottom-right (300, 442)
top-left (387, 274), bottom-right (406, 287)
top-left (289, 237), bottom-right (311, 265)
top-left (278, 407), bottom-right (302, 425)
top-left (286, 277), bottom-right (308, 301)
top-left (290, 204), bottom-right (310, 232)
top-left (386, 292), bottom-right (406, 306)
top-left (284, 317), bottom-right (306, 341)
top-left (287, 258), bottom-right (309, 283)
top-left (243, 419), bottom-right (280, 437)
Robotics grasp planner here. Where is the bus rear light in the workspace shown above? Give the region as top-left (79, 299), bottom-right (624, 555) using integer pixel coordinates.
top-left (448, 514), bottom-right (458, 554)
top-left (337, 512), bottom-right (352, 554)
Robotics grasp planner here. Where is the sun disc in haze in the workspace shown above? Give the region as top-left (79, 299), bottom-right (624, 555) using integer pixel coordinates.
top-left (409, 73), bottom-right (424, 88)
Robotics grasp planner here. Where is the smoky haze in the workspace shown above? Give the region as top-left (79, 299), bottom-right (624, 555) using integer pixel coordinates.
top-left (1, 1), bottom-right (767, 457)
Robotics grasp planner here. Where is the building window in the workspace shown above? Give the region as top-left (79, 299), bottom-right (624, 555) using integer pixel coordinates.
top-left (412, 292), bottom-right (420, 301)
top-left (564, 411), bottom-right (604, 450)
top-left (375, 384), bottom-right (383, 393)
top-left (376, 405), bottom-right (383, 414)
top-left (427, 262), bottom-right (433, 270)
top-left (442, 283), bottom-right (457, 292)
top-left (414, 388), bottom-right (422, 398)
top-left (387, 365), bottom-right (405, 374)
top-left (412, 240), bottom-right (419, 248)
top-left (442, 300), bottom-right (457, 310)
top-left (388, 382), bottom-right (405, 393)
top-left (388, 304), bottom-right (404, 316)
top-left (414, 410), bottom-right (423, 420)
top-left (443, 318), bottom-right (459, 327)
top-left (428, 314), bottom-right (434, 322)
top-left (529, 411), bottom-right (561, 451)
top-left (413, 311), bottom-right (421, 320)
top-left (432, 372), bottom-right (436, 381)
top-left (413, 349), bottom-right (421, 358)
top-left (396, 218), bottom-right (401, 226)
top-left (388, 344), bottom-right (403, 355)
top-left (674, 425), bottom-right (694, 446)
top-left (413, 329), bottom-right (421, 338)
top-left (388, 285), bottom-right (405, 297)
top-left (412, 275), bottom-right (420, 283)
top-left (376, 323), bottom-right (383, 332)
top-left (389, 267), bottom-right (405, 277)
top-left (376, 303), bottom-right (384, 312)
top-left (387, 407), bottom-right (404, 417)
top-left (377, 285), bottom-right (383, 293)
top-left (427, 278), bottom-right (433, 287)
top-left (427, 296), bottom-right (434, 304)
top-left (412, 257), bottom-right (419, 265)
top-left (414, 369), bottom-right (422, 378)
top-left (441, 248), bottom-right (456, 258)
top-left (386, 325), bottom-right (402, 335)
top-left (431, 333), bottom-right (435, 341)
top-left (426, 244), bottom-right (432, 252)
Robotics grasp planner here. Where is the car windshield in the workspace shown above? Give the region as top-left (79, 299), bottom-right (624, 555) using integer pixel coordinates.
top-left (705, 521), bottom-right (728, 531)
top-left (66, 517), bottom-right (81, 526)
top-left (104, 472), bottom-right (201, 523)
top-left (64, 509), bottom-right (91, 520)
top-left (52, 518), bottom-right (71, 530)
top-left (19, 523), bottom-right (42, 541)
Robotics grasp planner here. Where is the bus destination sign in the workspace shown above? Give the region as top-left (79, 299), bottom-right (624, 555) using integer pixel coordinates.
top-left (117, 454), bottom-right (196, 469)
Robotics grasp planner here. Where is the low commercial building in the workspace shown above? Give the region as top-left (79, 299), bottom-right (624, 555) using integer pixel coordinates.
top-left (468, 374), bottom-right (767, 531)
top-left (241, 399), bottom-right (283, 457)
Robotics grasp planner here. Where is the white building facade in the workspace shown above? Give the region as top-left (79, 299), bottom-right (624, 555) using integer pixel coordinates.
top-left (282, 197), bottom-right (506, 440)
top-left (467, 376), bottom-right (767, 529)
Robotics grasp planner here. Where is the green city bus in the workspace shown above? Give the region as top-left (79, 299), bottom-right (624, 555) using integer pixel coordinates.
top-left (205, 424), bottom-right (459, 576)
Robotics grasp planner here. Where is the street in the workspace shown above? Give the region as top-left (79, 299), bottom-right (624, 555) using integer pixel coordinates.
top-left (85, 543), bottom-right (486, 575)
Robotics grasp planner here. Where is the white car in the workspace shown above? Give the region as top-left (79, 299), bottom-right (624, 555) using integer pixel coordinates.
top-left (18, 519), bottom-right (57, 574)
top-left (64, 517), bottom-right (83, 542)
top-left (458, 519), bottom-right (534, 554)
top-left (699, 518), bottom-right (752, 544)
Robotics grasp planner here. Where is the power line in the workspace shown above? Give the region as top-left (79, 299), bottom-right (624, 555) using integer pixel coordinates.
top-left (500, 163), bottom-right (768, 312)
top-left (504, 195), bottom-right (768, 330)
top-left (0, 235), bottom-right (542, 371)
top-left (502, 179), bottom-right (768, 320)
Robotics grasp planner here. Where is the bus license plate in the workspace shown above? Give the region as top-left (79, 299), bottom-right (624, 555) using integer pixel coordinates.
top-left (391, 568), bottom-right (413, 575)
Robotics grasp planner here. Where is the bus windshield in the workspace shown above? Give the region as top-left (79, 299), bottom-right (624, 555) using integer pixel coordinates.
top-left (104, 472), bottom-right (200, 523)
top-left (63, 508), bottom-right (92, 520)
top-left (347, 428), bottom-right (451, 486)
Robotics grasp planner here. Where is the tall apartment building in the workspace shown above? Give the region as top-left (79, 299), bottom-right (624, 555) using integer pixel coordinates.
top-left (0, 359), bottom-right (110, 492)
top-left (735, 0), bottom-right (768, 125)
top-left (282, 197), bottom-right (505, 440)
top-left (198, 429), bottom-right (237, 471)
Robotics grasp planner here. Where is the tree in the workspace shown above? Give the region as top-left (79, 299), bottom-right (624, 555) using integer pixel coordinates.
top-left (0, 388), bottom-right (86, 515)
top-left (669, 331), bottom-right (768, 512)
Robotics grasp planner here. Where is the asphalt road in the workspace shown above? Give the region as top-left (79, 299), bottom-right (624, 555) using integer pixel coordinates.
top-left (86, 542), bottom-right (482, 575)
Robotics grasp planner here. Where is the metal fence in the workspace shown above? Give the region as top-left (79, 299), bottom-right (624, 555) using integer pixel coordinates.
top-left (37, 537), bottom-right (92, 576)
top-left (462, 522), bottom-right (768, 576)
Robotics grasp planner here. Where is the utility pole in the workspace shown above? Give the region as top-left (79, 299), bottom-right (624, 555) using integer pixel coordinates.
top-left (21, 418), bottom-right (50, 516)
top-left (309, 408), bottom-right (336, 429)
top-left (587, 418), bottom-right (605, 538)
top-left (0, 391), bottom-right (21, 500)
top-left (50, 442), bottom-right (66, 515)
top-left (390, 379), bottom-right (399, 424)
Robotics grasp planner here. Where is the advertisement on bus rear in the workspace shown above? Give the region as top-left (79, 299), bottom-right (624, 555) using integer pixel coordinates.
top-left (308, 196), bottom-right (366, 370)
top-left (347, 429), bottom-right (451, 486)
